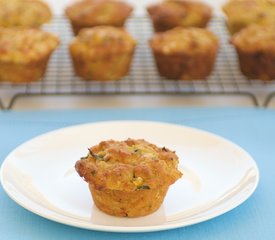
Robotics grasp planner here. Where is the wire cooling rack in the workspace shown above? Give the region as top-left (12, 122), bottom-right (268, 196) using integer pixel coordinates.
top-left (0, 16), bottom-right (275, 109)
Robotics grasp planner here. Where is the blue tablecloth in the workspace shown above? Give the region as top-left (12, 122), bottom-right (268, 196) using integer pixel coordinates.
top-left (0, 107), bottom-right (274, 240)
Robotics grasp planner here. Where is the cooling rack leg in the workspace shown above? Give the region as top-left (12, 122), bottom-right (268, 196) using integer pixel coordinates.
top-left (5, 94), bottom-right (23, 110)
top-left (0, 98), bottom-right (4, 110)
top-left (221, 92), bottom-right (259, 106)
top-left (263, 92), bottom-right (275, 107)
top-left (242, 92), bottom-right (259, 107)
top-left (184, 92), bottom-right (259, 107)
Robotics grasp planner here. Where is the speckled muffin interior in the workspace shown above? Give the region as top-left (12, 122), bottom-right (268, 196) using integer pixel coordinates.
top-left (0, 0), bottom-right (52, 28)
top-left (75, 138), bottom-right (182, 217)
top-left (147, 0), bottom-right (212, 32)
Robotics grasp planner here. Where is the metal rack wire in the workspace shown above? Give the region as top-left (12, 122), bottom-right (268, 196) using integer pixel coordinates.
top-left (0, 16), bottom-right (275, 109)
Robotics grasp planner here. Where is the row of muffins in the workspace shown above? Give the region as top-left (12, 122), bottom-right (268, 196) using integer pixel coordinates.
top-left (69, 0), bottom-right (275, 81)
top-left (0, 0), bottom-right (217, 82)
top-left (67, 0), bottom-right (218, 81)
top-left (1, 0), bottom-right (273, 33)
top-left (224, 0), bottom-right (275, 80)
top-left (0, 0), bottom-right (274, 83)
top-left (66, 0), bottom-right (275, 81)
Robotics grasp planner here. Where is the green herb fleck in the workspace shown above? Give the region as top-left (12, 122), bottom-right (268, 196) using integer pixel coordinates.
top-left (89, 149), bottom-right (105, 161)
top-left (136, 185), bottom-right (150, 190)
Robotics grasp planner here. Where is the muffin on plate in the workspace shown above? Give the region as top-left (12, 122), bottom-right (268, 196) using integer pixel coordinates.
top-left (0, 0), bottom-right (52, 28)
top-left (231, 24), bottom-right (275, 80)
top-left (65, 0), bottom-right (133, 35)
top-left (69, 26), bottom-right (136, 81)
top-left (223, 0), bottom-right (275, 34)
top-left (149, 27), bottom-right (219, 80)
top-left (75, 138), bottom-right (182, 217)
top-left (147, 0), bottom-right (212, 32)
top-left (0, 28), bottom-right (59, 83)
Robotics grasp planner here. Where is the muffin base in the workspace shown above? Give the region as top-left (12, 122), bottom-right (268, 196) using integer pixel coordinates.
top-left (89, 184), bottom-right (169, 217)
top-left (152, 50), bottom-right (217, 80)
top-left (0, 56), bottom-right (50, 83)
top-left (70, 51), bottom-right (135, 81)
top-left (236, 49), bottom-right (275, 80)
top-left (225, 20), bottom-right (247, 35)
top-left (69, 21), bottom-right (126, 36)
top-left (152, 20), bottom-right (210, 33)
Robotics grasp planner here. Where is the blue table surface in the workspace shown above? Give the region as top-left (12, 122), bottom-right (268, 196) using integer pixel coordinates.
top-left (0, 107), bottom-right (275, 240)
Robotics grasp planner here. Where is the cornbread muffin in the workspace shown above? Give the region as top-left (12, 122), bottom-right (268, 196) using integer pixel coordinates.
top-left (231, 24), bottom-right (275, 80)
top-left (223, 0), bottom-right (275, 34)
top-left (75, 139), bottom-right (182, 217)
top-left (147, 0), bottom-right (212, 32)
top-left (69, 26), bottom-right (136, 81)
top-left (149, 27), bottom-right (219, 80)
top-left (0, 0), bottom-right (52, 28)
top-left (65, 0), bottom-right (133, 35)
top-left (0, 28), bottom-right (59, 83)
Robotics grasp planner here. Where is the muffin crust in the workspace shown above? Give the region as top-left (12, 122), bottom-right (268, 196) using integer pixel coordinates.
top-left (149, 27), bottom-right (219, 79)
top-left (0, 28), bottom-right (59, 83)
top-left (231, 24), bottom-right (275, 80)
top-left (65, 0), bottom-right (133, 35)
top-left (69, 26), bottom-right (136, 81)
top-left (75, 138), bottom-right (182, 217)
top-left (0, 0), bottom-right (52, 28)
top-left (223, 0), bottom-right (275, 34)
top-left (147, 0), bottom-right (212, 32)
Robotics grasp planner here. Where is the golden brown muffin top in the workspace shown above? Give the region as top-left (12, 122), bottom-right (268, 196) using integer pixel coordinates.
top-left (231, 24), bottom-right (275, 53)
top-left (149, 27), bottom-right (219, 55)
top-left (147, 0), bottom-right (212, 29)
top-left (223, 0), bottom-right (275, 27)
top-left (0, 28), bottom-right (59, 63)
top-left (65, 0), bottom-right (133, 26)
top-left (70, 26), bottom-right (136, 57)
top-left (75, 139), bottom-right (182, 191)
top-left (0, 0), bottom-right (52, 28)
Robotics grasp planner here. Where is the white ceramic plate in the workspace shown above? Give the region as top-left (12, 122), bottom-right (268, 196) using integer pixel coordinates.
top-left (0, 121), bottom-right (259, 233)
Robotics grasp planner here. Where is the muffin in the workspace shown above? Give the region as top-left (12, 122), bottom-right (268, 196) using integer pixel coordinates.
top-left (69, 26), bottom-right (136, 81)
top-left (223, 0), bottom-right (275, 34)
top-left (147, 0), bottom-right (212, 32)
top-left (75, 138), bottom-right (182, 217)
top-left (149, 27), bottom-right (219, 80)
top-left (65, 0), bottom-right (133, 35)
top-left (0, 0), bottom-right (52, 28)
top-left (0, 28), bottom-right (59, 83)
top-left (231, 24), bottom-right (275, 80)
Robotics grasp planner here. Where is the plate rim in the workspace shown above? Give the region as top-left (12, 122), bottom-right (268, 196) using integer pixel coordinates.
top-left (0, 120), bottom-right (260, 233)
